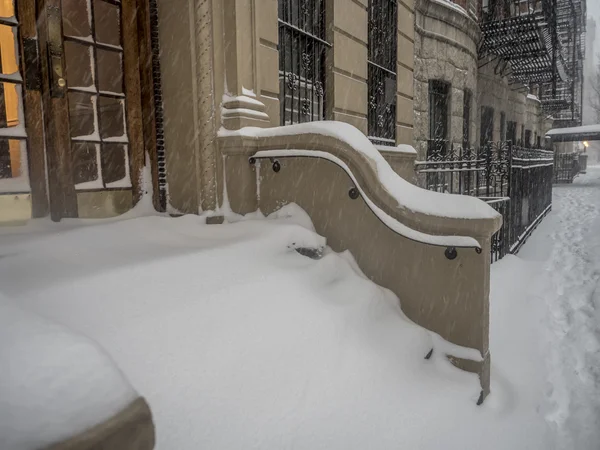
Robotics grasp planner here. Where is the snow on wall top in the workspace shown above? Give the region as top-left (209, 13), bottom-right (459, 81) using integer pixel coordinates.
top-left (220, 121), bottom-right (499, 221)
top-left (0, 294), bottom-right (137, 450)
top-left (375, 144), bottom-right (418, 155)
top-left (546, 124), bottom-right (600, 136)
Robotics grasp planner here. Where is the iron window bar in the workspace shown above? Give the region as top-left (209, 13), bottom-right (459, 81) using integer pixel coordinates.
top-left (278, 0), bottom-right (329, 126)
top-left (367, 0), bottom-right (397, 145)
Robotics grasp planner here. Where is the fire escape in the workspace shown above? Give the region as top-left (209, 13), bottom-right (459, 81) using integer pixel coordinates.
top-left (541, 0), bottom-right (586, 127)
top-left (478, 0), bottom-right (585, 127)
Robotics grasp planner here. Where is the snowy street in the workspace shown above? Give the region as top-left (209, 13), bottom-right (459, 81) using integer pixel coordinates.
top-left (2, 171), bottom-right (600, 449)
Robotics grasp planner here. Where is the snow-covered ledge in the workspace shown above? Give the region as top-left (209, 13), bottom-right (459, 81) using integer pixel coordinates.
top-left (217, 121), bottom-right (501, 401)
top-left (375, 144), bottom-right (418, 184)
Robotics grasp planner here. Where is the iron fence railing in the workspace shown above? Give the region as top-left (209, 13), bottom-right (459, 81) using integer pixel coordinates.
top-left (416, 141), bottom-right (554, 262)
top-left (553, 153), bottom-right (578, 183)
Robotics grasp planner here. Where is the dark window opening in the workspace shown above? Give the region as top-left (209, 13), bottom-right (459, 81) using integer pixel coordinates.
top-left (278, 0), bottom-right (329, 125)
top-left (480, 106), bottom-right (494, 148)
top-left (507, 120), bottom-right (517, 144)
top-left (428, 80), bottom-right (450, 156)
top-left (500, 112), bottom-right (506, 141)
top-left (525, 129), bottom-right (532, 148)
top-left (367, 0), bottom-right (397, 145)
top-left (462, 90), bottom-right (472, 148)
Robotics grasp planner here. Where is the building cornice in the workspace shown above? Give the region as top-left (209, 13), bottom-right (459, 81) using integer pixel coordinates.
top-left (415, 0), bottom-right (481, 45)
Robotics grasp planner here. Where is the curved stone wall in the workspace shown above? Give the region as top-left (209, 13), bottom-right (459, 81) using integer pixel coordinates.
top-left (413, 0), bottom-right (480, 160)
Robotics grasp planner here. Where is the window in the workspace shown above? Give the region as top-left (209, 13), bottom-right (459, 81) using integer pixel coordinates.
top-left (480, 106), bottom-right (494, 148)
top-left (507, 120), bottom-right (517, 143)
top-left (462, 90), bottom-right (472, 148)
top-left (525, 129), bottom-right (532, 148)
top-left (428, 80), bottom-right (450, 155)
top-left (278, 0), bottom-right (329, 125)
top-left (536, 135), bottom-right (541, 148)
top-left (500, 112), bottom-right (506, 141)
top-left (367, 0), bottom-right (397, 145)
top-left (520, 124), bottom-right (525, 144)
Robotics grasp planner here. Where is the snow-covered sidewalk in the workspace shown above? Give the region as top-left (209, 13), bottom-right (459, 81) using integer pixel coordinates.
top-left (492, 166), bottom-right (600, 449)
top-left (1, 170), bottom-right (600, 449)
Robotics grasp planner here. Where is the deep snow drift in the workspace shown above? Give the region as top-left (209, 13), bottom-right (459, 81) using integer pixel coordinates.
top-left (2, 169), bottom-right (599, 449)
top-left (0, 295), bottom-right (136, 450)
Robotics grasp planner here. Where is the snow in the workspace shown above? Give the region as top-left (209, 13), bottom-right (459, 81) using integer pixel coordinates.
top-left (219, 121), bottom-right (500, 221)
top-left (221, 107), bottom-right (270, 120)
top-left (546, 123), bottom-right (600, 136)
top-left (254, 149), bottom-right (481, 248)
top-left (222, 93), bottom-right (266, 108)
top-left (0, 294), bottom-right (137, 450)
top-left (3, 170), bottom-right (600, 449)
top-left (431, 0), bottom-right (472, 20)
top-left (527, 93), bottom-right (541, 102)
top-left (375, 143), bottom-right (418, 155)
top-left (0, 205), bottom-right (491, 450)
top-left (489, 167), bottom-right (600, 449)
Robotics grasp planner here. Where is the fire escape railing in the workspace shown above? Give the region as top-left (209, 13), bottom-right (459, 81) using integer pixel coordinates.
top-left (478, 0), bottom-right (585, 127)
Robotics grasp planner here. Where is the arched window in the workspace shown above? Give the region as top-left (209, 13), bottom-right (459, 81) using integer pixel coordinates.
top-left (367, 0), bottom-right (397, 145)
top-left (278, 0), bottom-right (329, 125)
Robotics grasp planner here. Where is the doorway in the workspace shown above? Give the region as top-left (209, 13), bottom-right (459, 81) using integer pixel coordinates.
top-left (0, 0), bottom-right (161, 221)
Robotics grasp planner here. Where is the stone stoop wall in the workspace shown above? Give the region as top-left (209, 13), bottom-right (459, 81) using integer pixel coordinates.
top-left (218, 129), bottom-right (502, 399)
top-left (413, 0), bottom-right (480, 162)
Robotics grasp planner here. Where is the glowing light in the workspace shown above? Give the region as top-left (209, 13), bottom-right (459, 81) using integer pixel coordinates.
top-left (583, 141), bottom-right (589, 148)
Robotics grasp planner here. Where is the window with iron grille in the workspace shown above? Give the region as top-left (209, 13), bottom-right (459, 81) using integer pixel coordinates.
top-left (278, 0), bottom-right (330, 125)
top-left (367, 0), bottom-right (397, 145)
top-left (428, 80), bottom-right (450, 156)
top-left (500, 112), bottom-right (506, 141)
top-left (480, 106), bottom-right (494, 148)
top-left (462, 89), bottom-right (472, 148)
top-left (507, 120), bottom-right (517, 143)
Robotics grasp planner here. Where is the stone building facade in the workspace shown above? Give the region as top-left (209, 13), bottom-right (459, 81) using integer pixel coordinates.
top-left (413, 0), bottom-right (553, 166)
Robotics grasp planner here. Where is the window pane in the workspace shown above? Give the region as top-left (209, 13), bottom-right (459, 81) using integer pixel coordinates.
top-left (0, 138), bottom-right (21, 179)
top-left (72, 142), bottom-right (99, 185)
top-left (94, 0), bottom-right (120, 47)
top-left (68, 92), bottom-right (97, 138)
top-left (101, 143), bottom-right (126, 184)
top-left (62, 0), bottom-right (91, 38)
top-left (98, 96), bottom-right (124, 140)
top-left (0, 0), bottom-right (14, 18)
top-left (97, 49), bottom-right (122, 93)
top-left (0, 24), bottom-right (18, 76)
top-left (65, 41), bottom-right (95, 89)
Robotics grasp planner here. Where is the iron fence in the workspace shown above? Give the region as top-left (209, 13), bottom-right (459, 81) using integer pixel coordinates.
top-left (416, 141), bottom-right (554, 262)
top-left (553, 153), bottom-right (578, 183)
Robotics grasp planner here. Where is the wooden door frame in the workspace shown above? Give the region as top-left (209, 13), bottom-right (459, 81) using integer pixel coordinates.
top-left (14, 0), bottom-right (48, 217)
top-left (19, 0), bottom-right (164, 221)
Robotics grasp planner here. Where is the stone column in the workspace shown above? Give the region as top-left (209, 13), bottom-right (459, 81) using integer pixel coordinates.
top-left (221, 0), bottom-right (271, 130)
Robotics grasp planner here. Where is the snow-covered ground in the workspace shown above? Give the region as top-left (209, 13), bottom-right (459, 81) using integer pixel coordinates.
top-left (494, 166), bottom-right (600, 449)
top-left (1, 170), bottom-right (600, 449)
